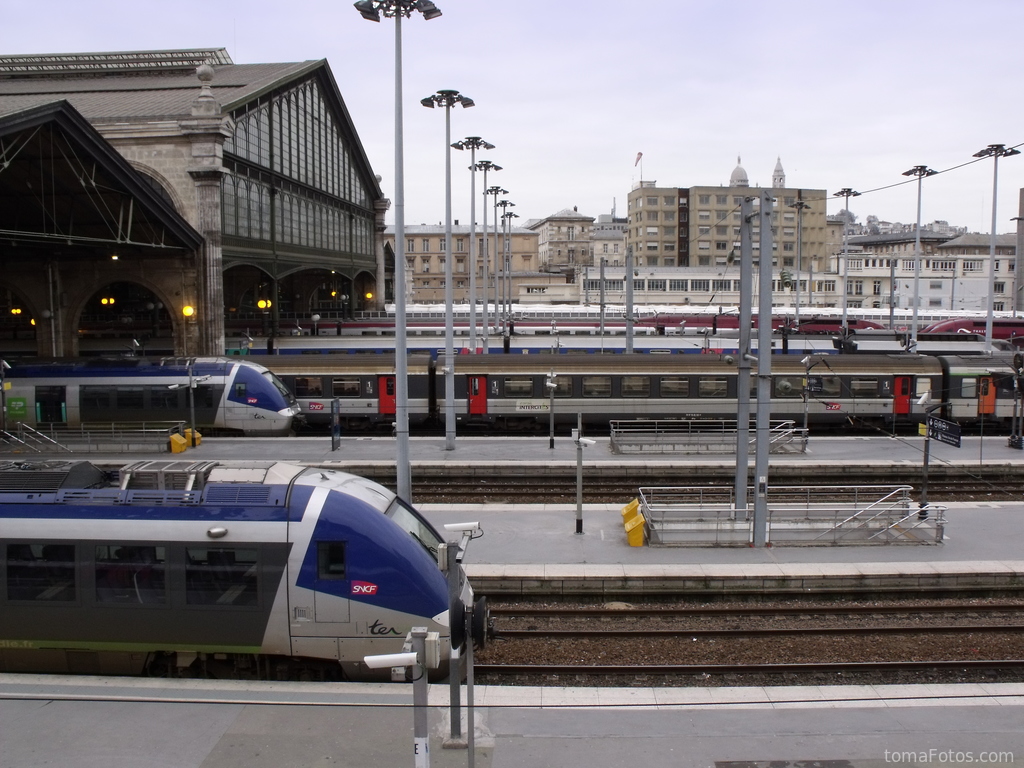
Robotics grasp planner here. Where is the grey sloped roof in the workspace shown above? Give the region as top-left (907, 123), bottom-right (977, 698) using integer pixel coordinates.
top-left (937, 233), bottom-right (1017, 249)
top-left (0, 60), bottom-right (321, 122)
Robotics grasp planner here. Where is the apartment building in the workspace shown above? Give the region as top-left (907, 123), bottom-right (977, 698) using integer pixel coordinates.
top-left (383, 224), bottom-right (539, 303)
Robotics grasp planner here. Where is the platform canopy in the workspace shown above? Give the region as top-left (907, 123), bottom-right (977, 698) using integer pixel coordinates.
top-left (0, 100), bottom-right (203, 258)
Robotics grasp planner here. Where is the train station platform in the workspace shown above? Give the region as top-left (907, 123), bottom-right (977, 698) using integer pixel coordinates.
top-left (3, 436), bottom-right (1024, 766)
top-left (2, 673), bottom-right (1023, 767)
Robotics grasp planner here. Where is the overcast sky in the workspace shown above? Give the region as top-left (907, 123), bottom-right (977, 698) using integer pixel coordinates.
top-left (7, 0), bottom-right (1024, 233)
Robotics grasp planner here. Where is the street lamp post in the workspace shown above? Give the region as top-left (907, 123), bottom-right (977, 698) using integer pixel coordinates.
top-left (972, 144), bottom-right (1021, 353)
top-left (901, 165), bottom-right (937, 350)
top-left (422, 90), bottom-right (474, 452)
top-left (452, 137), bottom-right (495, 353)
top-left (834, 188), bottom-right (860, 334)
top-left (501, 209), bottom-right (518, 344)
top-left (495, 199), bottom-right (515, 338)
top-left (487, 187), bottom-right (508, 338)
top-left (473, 161), bottom-right (501, 352)
top-left (354, 0), bottom-right (442, 501)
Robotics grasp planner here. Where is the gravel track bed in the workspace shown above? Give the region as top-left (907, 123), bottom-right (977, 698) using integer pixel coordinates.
top-left (476, 597), bottom-right (1024, 686)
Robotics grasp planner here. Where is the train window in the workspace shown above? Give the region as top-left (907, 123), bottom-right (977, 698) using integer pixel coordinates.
top-left (961, 378), bottom-right (977, 398)
top-left (294, 377), bottom-right (324, 397)
top-left (317, 542), bottom-right (346, 580)
top-left (821, 377), bottom-right (842, 397)
top-left (184, 547), bottom-right (258, 607)
top-left (553, 378), bottom-right (572, 398)
top-left (582, 376), bottom-right (612, 397)
top-left (150, 387), bottom-right (181, 409)
top-left (195, 386), bottom-right (218, 409)
top-left (697, 378), bottom-right (728, 398)
top-left (6, 543), bottom-right (76, 602)
top-left (621, 376), bottom-right (651, 397)
top-left (94, 545), bottom-right (166, 604)
top-left (503, 377), bottom-right (534, 397)
top-left (916, 378), bottom-right (933, 397)
top-left (331, 378), bottom-right (361, 397)
top-left (385, 498), bottom-right (443, 558)
top-left (774, 377), bottom-right (802, 398)
top-left (850, 378), bottom-right (879, 397)
top-left (115, 387), bottom-right (145, 409)
top-left (80, 386), bottom-right (111, 410)
top-left (660, 377), bottom-right (690, 397)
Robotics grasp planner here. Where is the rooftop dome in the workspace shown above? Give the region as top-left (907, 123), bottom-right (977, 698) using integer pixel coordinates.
top-left (730, 156), bottom-right (749, 187)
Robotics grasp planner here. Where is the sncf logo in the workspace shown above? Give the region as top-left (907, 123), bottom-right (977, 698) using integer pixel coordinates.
top-left (308, 402), bottom-right (325, 411)
top-left (351, 581), bottom-right (379, 595)
top-left (247, 397), bottom-right (259, 404)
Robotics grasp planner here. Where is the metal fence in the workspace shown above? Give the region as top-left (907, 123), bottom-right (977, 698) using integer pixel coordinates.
top-left (610, 419), bottom-right (807, 454)
top-left (638, 484), bottom-right (945, 546)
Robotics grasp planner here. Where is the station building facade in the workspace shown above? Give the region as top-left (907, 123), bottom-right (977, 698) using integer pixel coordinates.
top-left (0, 48), bottom-right (385, 357)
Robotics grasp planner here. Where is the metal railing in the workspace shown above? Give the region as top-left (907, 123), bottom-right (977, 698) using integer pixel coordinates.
top-left (638, 484), bottom-right (945, 546)
top-left (0, 422), bottom-right (185, 454)
top-left (610, 419), bottom-right (807, 454)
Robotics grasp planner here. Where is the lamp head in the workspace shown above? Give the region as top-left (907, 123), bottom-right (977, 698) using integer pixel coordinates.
top-left (413, 0), bottom-right (442, 19)
top-left (353, 0), bottom-right (380, 21)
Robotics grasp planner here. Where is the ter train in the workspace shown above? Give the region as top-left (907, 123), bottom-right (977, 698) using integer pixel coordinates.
top-left (258, 352), bottom-right (1021, 433)
top-left (0, 459), bottom-right (485, 680)
top-left (3, 357), bottom-right (299, 437)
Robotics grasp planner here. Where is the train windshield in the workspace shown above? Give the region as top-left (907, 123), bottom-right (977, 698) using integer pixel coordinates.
top-left (262, 371), bottom-right (297, 405)
top-left (385, 498), bottom-right (443, 558)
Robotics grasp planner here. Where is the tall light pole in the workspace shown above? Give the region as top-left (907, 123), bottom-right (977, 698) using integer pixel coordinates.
top-left (422, 90), bottom-right (474, 451)
top-left (789, 198), bottom-right (810, 328)
top-left (488, 187), bottom-right (508, 339)
top-left (452, 138), bottom-right (495, 353)
top-left (835, 188), bottom-right (860, 334)
top-left (354, 0), bottom-right (442, 501)
top-left (901, 165), bottom-right (937, 350)
top-left (973, 144), bottom-right (1021, 353)
top-left (473, 166), bottom-right (501, 354)
top-left (495, 199), bottom-right (515, 338)
top-left (502, 209), bottom-right (518, 341)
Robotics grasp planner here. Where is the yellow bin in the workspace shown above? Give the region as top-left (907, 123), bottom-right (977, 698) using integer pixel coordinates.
top-left (169, 433), bottom-right (188, 454)
top-left (183, 428), bottom-right (202, 447)
top-left (621, 498), bottom-right (640, 523)
top-left (624, 513), bottom-right (646, 547)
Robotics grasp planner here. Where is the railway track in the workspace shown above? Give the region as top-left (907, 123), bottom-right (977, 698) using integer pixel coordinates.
top-left (352, 466), bottom-right (1024, 503)
top-left (474, 599), bottom-right (1024, 686)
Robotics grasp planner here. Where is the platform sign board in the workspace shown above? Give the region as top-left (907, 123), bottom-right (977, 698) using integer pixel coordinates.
top-left (927, 416), bottom-right (961, 447)
top-left (806, 375), bottom-right (824, 394)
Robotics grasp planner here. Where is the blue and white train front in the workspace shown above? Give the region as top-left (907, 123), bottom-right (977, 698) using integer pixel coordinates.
top-left (274, 466), bottom-right (477, 680)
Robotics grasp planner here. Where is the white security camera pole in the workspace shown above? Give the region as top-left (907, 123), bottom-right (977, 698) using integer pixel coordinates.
top-left (752, 190), bottom-right (774, 547)
top-left (364, 626), bottom-right (432, 767)
top-left (733, 196), bottom-right (755, 519)
top-left (625, 246), bottom-right (634, 353)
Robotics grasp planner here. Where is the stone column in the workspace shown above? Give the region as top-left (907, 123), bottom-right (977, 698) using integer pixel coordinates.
top-left (180, 63), bottom-right (233, 355)
top-left (374, 197), bottom-right (391, 312)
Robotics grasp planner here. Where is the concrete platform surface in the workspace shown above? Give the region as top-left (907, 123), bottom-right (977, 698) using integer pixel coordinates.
top-left (2, 675), bottom-right (1023, 768)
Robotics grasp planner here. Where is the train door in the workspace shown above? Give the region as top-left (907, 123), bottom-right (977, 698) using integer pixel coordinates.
top-left (467, 375), bottom-right (487, 415)
top-left (377, 375), bottom-right (396, 415)
top-left (892, 376), bottom-right (912, 416)
top-left (978, 375), bottom-right (996, 416)
top-left (35, 386), bottom-right (67, 424)
top-left (312, 541), bottom-right (351, 624)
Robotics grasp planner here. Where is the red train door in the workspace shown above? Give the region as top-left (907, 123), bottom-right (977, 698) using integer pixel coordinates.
top-left (467, 375), bottom-right (487, 415)
top-left (378, 375), bottom-right (396, 415)
top-left (893, 376), bottom-right (912, 416)
top-left (978, 375), bottom-right (996, 416)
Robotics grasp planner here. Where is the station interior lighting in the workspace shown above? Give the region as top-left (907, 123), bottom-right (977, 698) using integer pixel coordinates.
top-left (182, 305), bottom-right (196, 318)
